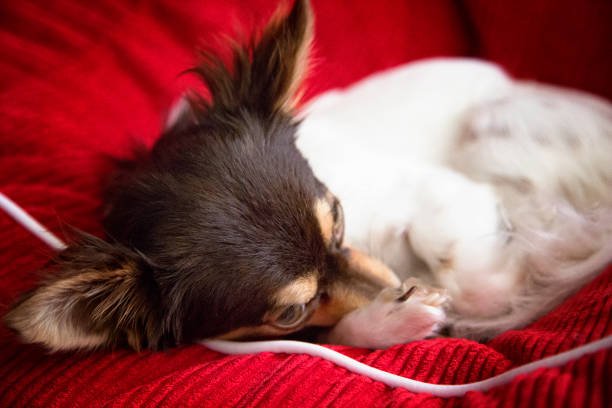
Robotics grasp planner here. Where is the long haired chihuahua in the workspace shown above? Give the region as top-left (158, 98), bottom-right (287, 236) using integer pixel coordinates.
top-left (5, 0), bottom-right (402, 351)
top-left (6, 0), bottom-right (612, 351)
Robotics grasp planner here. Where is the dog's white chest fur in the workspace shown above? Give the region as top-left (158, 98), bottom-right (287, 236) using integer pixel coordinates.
top-left (297, 58), bottom-right (612, 344)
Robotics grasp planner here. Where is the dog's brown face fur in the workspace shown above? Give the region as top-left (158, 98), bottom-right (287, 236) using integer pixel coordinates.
top-left (4, 0), bottom-right (399, 352)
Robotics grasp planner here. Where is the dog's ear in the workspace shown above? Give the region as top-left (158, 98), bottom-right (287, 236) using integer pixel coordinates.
top-left (251, 0), bottom-right (313, 112)
top-left (191, 0), bottom-right (314, 116)
top-left (4, 234), bottom-right (165, 352)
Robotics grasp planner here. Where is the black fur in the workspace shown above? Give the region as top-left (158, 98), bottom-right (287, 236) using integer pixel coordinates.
top-left (99, 0), bottom-right (324, 347)
top-left (104, 111), bottom-right (329, 346)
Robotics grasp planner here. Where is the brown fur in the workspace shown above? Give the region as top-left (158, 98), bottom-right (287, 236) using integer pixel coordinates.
top-left (274, 274), bottom-right (318, 305)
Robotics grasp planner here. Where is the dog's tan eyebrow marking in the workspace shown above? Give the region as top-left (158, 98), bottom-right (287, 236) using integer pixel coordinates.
top-left (274, 274), bottom-right (318, 306)
top-left (314, 198), bottom-right (334, 245)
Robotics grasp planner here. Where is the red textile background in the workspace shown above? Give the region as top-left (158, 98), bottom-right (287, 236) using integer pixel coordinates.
top-left (1, 1), bottom-right (611, 407)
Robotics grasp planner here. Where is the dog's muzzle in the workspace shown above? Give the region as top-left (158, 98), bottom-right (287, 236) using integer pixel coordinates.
top-left (308, 247), bottom-right (400, 326)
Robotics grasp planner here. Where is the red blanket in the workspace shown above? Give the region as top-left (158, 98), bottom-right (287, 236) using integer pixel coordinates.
top-left (1, 1), bottom-right (611, 406)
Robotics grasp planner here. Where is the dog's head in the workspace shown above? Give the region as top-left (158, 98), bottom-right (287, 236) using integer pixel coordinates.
top-left (4, 0), bottom-right (399, 351)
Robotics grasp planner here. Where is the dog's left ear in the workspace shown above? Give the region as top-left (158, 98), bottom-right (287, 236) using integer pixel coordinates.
top-left (192, 0), bottom-right (314, 116)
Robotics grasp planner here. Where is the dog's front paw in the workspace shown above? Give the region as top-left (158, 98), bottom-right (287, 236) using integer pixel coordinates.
top-left (327, 279), bottom-right (448, 349)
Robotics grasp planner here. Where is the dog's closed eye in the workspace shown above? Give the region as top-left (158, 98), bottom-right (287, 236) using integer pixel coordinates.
top-left (269, 292), bottom-right (321, 329)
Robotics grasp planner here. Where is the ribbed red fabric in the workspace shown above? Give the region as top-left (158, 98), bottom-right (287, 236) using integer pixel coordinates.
top-left (1, 1), bottom-right (611, 407)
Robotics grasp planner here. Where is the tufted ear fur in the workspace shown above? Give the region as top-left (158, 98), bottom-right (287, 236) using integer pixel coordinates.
top-left (4, 234), bottom-right (166, 352)
top-left (189, 0), bottom-right (314, 116)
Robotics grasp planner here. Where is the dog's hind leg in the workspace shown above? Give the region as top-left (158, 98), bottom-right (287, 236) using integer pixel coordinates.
top-left (442, 84), bottom-right (612, 339)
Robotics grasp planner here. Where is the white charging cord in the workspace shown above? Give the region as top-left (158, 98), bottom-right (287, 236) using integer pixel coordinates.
top-left (200, 335), bottom-right (612, 397)
top-left (2, 190), bottom-right (611, 397)
top-left (0, 192), bottom-right (67, 251)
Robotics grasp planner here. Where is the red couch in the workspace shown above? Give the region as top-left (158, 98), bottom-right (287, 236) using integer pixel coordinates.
top-left (1, 1), bottom-right (611, 406)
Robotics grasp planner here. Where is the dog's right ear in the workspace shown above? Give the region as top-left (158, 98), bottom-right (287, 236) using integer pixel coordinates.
top-left (4, 233), bottom-right (166, 352)
top-left (250, 0), bottom-right (314, 113)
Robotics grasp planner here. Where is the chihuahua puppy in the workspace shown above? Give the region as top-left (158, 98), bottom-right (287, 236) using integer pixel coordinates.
top-left (5, 0), bottom-right (612, 351)
top-left (5, 0), bottom-right (405, 351)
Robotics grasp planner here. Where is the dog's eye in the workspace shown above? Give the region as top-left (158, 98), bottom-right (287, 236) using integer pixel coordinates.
top-left (331, 200), bottom-right (345, 249)
top-left (271, 292), bottom-right (321, 330)
top-left (273, 304), bottom-right (307, 329)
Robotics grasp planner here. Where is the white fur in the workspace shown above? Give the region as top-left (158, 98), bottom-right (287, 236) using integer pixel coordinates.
top-left (297, 58), bottom-right (612, 347)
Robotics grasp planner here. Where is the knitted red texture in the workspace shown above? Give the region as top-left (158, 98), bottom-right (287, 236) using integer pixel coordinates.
top-left (1, 1), bottom-right (611, 406)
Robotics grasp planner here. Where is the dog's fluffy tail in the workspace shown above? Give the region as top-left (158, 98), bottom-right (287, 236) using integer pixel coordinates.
top-left (450, 201), bottom-right (612, 339)
top-left (449, 82), bottom-right (612, 339)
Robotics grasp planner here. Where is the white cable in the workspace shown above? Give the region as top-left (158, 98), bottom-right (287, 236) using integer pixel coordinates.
top-left (0, 192), bottom-right (67, 251)
top-left (2, 191), bottom-right (611, 397)
top-left (200, 335), bottom-right (612, 397)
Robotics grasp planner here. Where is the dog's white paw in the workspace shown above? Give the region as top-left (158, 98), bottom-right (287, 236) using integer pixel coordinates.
top-left (327, 278), bottom-right (448, 349)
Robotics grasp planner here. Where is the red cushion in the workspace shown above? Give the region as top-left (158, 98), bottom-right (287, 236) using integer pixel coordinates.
top-left (464, 0), bottom-right (612, 99)
top-left (1, 1), bottom-right (610, 407)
